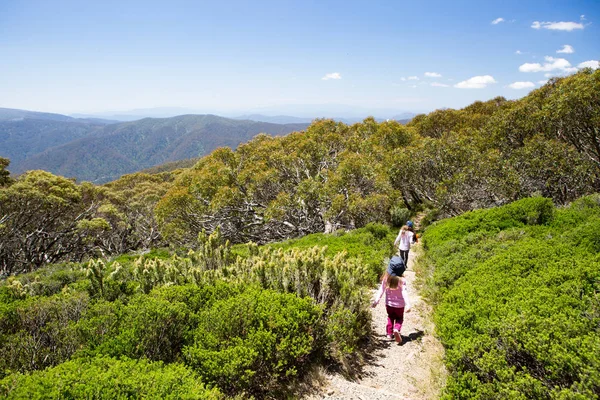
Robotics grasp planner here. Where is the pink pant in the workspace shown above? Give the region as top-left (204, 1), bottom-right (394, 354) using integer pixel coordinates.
top-left (385, 305), bottom-right (405, 336)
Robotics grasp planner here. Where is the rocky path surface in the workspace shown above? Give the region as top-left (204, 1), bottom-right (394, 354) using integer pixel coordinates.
top-left (306, 233), bottom-right (446, 400)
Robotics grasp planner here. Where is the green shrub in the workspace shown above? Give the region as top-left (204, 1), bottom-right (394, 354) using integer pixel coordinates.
top-left (324, 302), bottom-right (370, 364)
top-left (184, 287), bottom-right (322, 396)
top-left (0, 355), bottom-right (223, 399)
top-left (80, 294), bottom-right (193, 362)
top-left (0, 263), bottom-right (85, 300)
top-left (389, 205), bottom-right (411, 227)
top-left (364, 222), bottom-right (391, 240)
top-left (0, 292), bottom-right (88, 377)
top-left (149, 281), bottom-right (245, 314)
top-left (422, 195), bottom-right (600, 399)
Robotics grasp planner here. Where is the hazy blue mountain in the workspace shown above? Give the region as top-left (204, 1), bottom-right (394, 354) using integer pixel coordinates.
top-left (0, 119), bottom-right (104, 164)
top-left (71, 105), bottom-right (420, 123)
top-left (233, 113), bottom-right (415, 125)
top-left (0, 107), bottom-right (117, 124)
top-left (0, 107), bottom-right (77, 122)
top-left (234, 114), bottom-right (314, 124)
top-left (391, 112), bottom-right (417, 120)
top-left (237, 104), bottom-right (421, 120)
top-left (71, 107), bottom-right (211, 122)
top-left (12, 114), bottom-right (309, 183)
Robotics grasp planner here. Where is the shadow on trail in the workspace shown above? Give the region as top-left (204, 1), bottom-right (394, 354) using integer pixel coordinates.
top-left (336, 329), bottom-right (425, 381)
top-left (400, 330), bottom-right (424, 346)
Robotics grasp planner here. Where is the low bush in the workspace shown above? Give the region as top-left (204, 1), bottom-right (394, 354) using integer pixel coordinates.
top-left (184, 287), bottom-right (322, 397)
top-left (0, 227), bottom-right (385, 396)
top-left (0, 292), bottom-right (88, 377)
top-left (423, 196), bottom-right (600, 399)
top-left (77, 294), bottom-right (193, 363)
top-left (389, 205), bottom-right (411, 227)
top-left (0, 355), bottom-right (224, 399)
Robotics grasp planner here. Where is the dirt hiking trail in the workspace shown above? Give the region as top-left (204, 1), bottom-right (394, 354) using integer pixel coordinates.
top-left (306, 220), bottom-right (447, 400)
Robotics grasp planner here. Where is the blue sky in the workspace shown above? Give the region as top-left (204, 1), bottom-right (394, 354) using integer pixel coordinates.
top-left (0, 0), bottom-right (598, 116)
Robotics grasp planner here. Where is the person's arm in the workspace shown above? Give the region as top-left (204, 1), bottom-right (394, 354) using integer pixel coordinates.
top-left (372, 280), bottom-right (385, 307)
top-left (393, 230), bottom-right (402, 247)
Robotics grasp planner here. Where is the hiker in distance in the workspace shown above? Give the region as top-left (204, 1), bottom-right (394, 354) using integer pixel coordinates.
top-left (394, 221), bottom-right (416, 268)
top-left (372, 256), bottom-right (411, 343)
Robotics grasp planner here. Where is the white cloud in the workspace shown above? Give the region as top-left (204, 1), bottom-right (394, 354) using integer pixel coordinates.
top-left (578, 60), bottom-right (600, 70)
top-left (321, 72), bottom-right (342, 80)
top-left (424, 72), bottom-right (442, 78)
top-left (519, 56), bottom-right (577, 73)
top-left (491, 17), bottom-right (505, 25)
top-left (430, 82), bottom-right (450, 87)
top-left (531, 21), bottom-right (584, 31)
top-left (508, 81), bottom-right (535, 89)
top-left (400, 77), bottom-right (406, 81)
top-left (556, 44), bottom-right (574, 54)
top-left (537, 80), bottom-right (548, 85)
top-left (580, 15), bottom-right (586, 21)
top-left (454, 75), bottom-right (497, 89)
top-left (515, 50), bottom-right (523, 55)
top-left (408, 76), bottom-right (420, 80)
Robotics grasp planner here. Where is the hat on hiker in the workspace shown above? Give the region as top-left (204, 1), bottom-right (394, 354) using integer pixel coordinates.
top-left (387, 255), bottom-right (406, 277)
top-left (406, 220), bottom-right (414, 228)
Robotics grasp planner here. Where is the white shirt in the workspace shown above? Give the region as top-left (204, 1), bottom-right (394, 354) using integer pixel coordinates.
top-left (395, 230), bottom-right (414, 251)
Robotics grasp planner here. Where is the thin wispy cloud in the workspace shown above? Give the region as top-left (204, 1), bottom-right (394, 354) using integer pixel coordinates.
top-left (556, 45), bottom-right (574, 54)
top-left (531, 21), bottom-right (584, 31)
top-left (454, 75), bottom-right (497, 89)
top-left (424, 72), bottom-right (442, 78)
top-left (321, 72), bottom-right (342, 80)
top-left (515, 50), bottom-right (523, 55)
top-left (537, 80), bottom-right (548, 85)
top-left (519, 56), bottom-right (577, 73)
top-left (508, 81), bottom-right (535, 89)
top-left (491, 17), bottom-right (505, 25)
top-left (578, 60), bottom-right (599, 70)
top-left (408, 76), bottom-right (419, 80)
top-left (430, 82), bottom-right (449, 87)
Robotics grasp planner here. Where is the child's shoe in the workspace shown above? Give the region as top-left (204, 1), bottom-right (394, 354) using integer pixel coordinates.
top-left (393, 330), bottom-right (402, 344)
top-left (386, 334), bottom-right (393, 340)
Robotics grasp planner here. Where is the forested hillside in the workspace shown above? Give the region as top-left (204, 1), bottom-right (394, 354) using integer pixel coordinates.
top-left (7, 114), bottom-right (309, 183)
top-left (0, 119), bottom-right (104, 165)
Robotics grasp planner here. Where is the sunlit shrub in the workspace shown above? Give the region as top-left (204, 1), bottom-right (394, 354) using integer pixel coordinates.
top-left (184, 288), bottom-right (322, 396)
top-left (389, 205), bottom-right (411, 227)
top-left (0, 356), bottom-right (224, 399)
top-left (423, 195), bottom-right (600, 399)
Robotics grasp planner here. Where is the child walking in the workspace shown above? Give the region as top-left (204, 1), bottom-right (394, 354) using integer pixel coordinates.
top-left (372, 256), bottom-right (411, 343)
top-left (394, 224), bottom-right (415, 268)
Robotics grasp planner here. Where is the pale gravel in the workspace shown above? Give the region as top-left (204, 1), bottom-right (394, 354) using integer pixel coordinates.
top-left (305, 242), bottom-right (447, 400)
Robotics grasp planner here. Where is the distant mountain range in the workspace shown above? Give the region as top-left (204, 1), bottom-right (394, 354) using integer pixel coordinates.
top-left (1, 108), bottom-right (308, 183)
top-left (71, 106), bottom-right (418, 124)
top-left (1, 106), bottom-right (415, 183)
top-left (0, 108), bottom-right (118, 124)
top-left (233, 114), bottom-right (415, 125)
